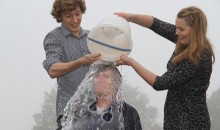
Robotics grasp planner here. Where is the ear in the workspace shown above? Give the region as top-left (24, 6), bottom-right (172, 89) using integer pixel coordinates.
top-left (57, 16), bottom-right (62, 22)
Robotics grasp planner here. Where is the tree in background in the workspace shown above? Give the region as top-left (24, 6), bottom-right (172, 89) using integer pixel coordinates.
top-left (32, 88), bottom-right (57, 130)
top-left (32, 84), bottom-right (162, 130)
top-left (122, 84), bottom-right (162, 130)
top-left (207, 87), bottom-right (220, 130)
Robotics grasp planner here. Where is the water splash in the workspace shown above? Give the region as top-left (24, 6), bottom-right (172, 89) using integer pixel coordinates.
top-left (61, 61), bottom-right (125, 130)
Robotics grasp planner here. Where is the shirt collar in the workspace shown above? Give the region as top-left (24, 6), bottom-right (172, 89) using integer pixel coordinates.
top-left (61, 24), bottom-right (88, 38)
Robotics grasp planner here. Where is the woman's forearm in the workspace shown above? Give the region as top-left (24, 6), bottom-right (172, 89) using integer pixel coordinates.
top-left (129, 58), bottom-right (157, 86)
top-left (130, 14), bottom-right (154, 28)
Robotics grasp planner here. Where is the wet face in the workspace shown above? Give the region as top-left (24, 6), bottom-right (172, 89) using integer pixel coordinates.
top-left (60, 7), bottom-right (82, 37)
top-left (93, 69), bottom-right (115, 100)
top-left (175, 18), bottom-right (192, 45)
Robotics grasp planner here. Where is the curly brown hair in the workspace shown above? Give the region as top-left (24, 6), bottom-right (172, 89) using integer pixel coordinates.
top-left (51, 0), bottom-right (86, 23)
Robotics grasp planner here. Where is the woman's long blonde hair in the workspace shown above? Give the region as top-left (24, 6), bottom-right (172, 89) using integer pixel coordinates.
top-left (172, 6), bottom-right (215, 64)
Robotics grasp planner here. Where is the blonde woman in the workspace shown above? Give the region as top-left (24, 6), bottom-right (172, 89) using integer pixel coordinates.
top-left (115, 6), bottom-right (215, 130)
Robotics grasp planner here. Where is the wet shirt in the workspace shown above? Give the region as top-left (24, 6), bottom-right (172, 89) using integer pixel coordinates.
top-left (150, 18), bottom-right (212, 130)
top-left (43, 25), bottom-right (90, 116)
top-left (62, 102), bottom-right (142, 130)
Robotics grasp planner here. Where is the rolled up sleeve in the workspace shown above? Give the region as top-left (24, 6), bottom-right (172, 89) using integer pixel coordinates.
top-left (42, 33), bottom-right (63, 72)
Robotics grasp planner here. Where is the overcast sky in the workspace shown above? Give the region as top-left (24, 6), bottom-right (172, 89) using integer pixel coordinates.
top-left (0, 0), bottom-right (219, 130)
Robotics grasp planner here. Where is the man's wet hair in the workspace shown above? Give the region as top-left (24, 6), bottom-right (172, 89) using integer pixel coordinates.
top-left (94, 64), bottom-right (122, 89)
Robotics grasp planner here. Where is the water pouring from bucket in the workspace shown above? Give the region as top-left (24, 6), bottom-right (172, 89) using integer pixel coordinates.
top-left (61, 61), bottom-right (125, 130)
top-left (87, 15), bottom-right (133, 62)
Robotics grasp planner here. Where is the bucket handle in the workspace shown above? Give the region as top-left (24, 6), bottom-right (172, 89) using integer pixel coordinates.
top-left (87, 37), bottom-right (132, 52)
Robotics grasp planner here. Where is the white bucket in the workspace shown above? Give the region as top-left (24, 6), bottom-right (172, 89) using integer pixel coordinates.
top-left (87, 15), bottom-right (133, 62)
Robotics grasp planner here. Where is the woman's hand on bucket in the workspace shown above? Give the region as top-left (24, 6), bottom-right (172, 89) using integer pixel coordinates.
top-left (114, 12), bottom-right (134, 22)
top-left (116, 54), bottom-right (133, 66)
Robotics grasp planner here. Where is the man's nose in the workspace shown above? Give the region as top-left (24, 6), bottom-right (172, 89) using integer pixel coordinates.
top-left (71, 16), bottom-right (77, 22)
